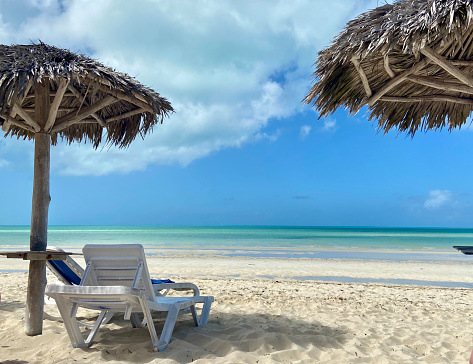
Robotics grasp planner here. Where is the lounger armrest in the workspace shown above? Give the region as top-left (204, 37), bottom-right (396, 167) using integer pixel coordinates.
top-left (152, 282), bottom-right (200, 296)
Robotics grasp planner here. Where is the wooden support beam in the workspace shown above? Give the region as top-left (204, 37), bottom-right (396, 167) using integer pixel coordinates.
top-left (9, 117), bottom-right (36, 132)
top-left (83, 75), bottom-right (151, 105)
top-left (109, 87), bottom-right (154, 114)
top-left (0, 114), bottom-right (36, 132)
top-left (12, 104), bottom-right (41, 132)
top-left (67, 84), bottom-right (84, 100)
top-left (5, 78), bottom-right (36, 132)
top-left (367, 59), bottom-right (428, 106)
top-left (78, 118), bottom-right (100, 124)
top-left (55, 118), bottom-right (99, 127)
top-left (383, 54), bottom-right (395, 78)
top-left (89, 81), bottom-right (101, 105)
top-left (105, 108), bottom-right (145, 123)
top-left (45, 78), bottom-right (68, 132)
top-left (451, 60), bottom-right (473, 67)
top-left (81, 77), bottom-right (154, 113)
top-left (1, 119), bottom-right (11, 132)
top-left (18, 78), bottom-right (34, 105)
top-left (367, 41), bottom-right (455, 107)
top-left (68, 84), bottom-right (106, 127)
top-left (420, 46), bottom-right (473, 88)
top-left (380, 94), bottom-right (473, 106)
top-left (76, 82), bottom-right (91, 116)
top-left (351, 56), bottom-right (372, 97)
top-left (22, 107), bottom-right (77, 112)
top-left (24, 92), bottom-right (75, 99)
top-left (52, 95), bottom-right (117, 133)
top-left (97, 87), bottom-right (153, 114)
top-left (408, 75), bottom-right (473, 94)
top-left (3, 80), bottom-right (37, 131)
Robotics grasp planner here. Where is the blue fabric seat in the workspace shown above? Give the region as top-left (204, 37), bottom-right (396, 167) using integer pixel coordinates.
top-left (47, 259), bottom-right (82, 285)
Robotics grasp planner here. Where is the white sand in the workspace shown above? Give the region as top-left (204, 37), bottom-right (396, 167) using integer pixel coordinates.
top-left (1, 254), bottom-right (473, 363)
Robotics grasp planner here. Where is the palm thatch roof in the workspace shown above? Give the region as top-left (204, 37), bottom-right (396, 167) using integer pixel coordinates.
top-left (0, 43), bottom-right (173, 147)
top-left (304, 0), bottom-right (473, 135)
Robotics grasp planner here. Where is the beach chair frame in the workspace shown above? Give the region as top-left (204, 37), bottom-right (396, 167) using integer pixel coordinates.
top-left (45, 244), bottom-right (213, 351)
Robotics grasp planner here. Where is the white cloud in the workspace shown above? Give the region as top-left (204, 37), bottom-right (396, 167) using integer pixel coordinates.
top-left (253, 129), bottom-right (281, 143)
top-left (0, 159), bottom-right (8, 168)
top-left (424, 190), bottom-right (454, 210)
top-left (322, 119), bottom-right (337, 132)
top-left (52, 89), bottom-right (290, 175)
top-left (0, 15), bottom-right (10, 44)
top-left (300, 125), bottom-right (311, 140)
top-left (0, 0), bottom-right (379, 175)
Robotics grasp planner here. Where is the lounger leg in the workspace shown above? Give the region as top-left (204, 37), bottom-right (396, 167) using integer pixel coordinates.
top-left (84, 310), bottom-right (107, 345)
top-left (139, 299), bottom-right (159, 352)
top-left (198, 297), bottom-right (212, 326)
top-left (54, 295), bottom-right (108, 349)
top-left (102, 311), bottom-right (115, 324)
top-left (158, 302), bottom-right (181, 351)
top-left (130, 313), bottom-right (142, 328)
top-left (54, 295), bottom-right (88, 348)
top-left (190, 305), bottom-right (198, 326)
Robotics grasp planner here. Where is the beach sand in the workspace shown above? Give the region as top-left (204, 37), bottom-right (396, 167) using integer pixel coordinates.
top-left (1, 254), bottom-right (473, 363)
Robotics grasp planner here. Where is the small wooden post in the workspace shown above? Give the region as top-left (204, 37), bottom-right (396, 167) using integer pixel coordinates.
top-left (25, 81), bottom-right (50, 336)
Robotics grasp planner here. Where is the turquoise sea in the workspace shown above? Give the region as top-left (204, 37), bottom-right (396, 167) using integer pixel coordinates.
top-left (0, 225), bottom-right (472, 263)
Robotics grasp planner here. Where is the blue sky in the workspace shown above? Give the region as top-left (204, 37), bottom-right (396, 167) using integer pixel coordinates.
top-left (1, 0), bottom-right (473, 228)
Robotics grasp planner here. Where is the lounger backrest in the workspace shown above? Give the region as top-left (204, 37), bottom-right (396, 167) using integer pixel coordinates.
top-left (47, 259), bottom-right (82, 285)
top-left (46, 246), bottom-right (84, 285)
top-left (82, 244), bottom-right (156, 301)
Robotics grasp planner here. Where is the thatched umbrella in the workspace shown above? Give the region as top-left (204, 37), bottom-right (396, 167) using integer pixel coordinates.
top-left (0, 43), bottom-right (173, 335)
top-left (305, 0), bottom-right (473, 135)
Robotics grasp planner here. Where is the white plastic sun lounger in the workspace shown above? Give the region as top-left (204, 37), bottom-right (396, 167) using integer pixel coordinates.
top-left (45, 244), bottom-right (213, 351)
top-left (46, 246), bottom-right (201, 297)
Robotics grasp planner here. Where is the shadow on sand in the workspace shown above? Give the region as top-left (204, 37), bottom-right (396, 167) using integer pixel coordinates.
top-left (40, 309), bottom-right (350, 363)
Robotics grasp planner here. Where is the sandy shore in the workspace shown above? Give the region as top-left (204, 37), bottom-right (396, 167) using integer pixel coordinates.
top-left (1, 254), bottom-right (473, 363)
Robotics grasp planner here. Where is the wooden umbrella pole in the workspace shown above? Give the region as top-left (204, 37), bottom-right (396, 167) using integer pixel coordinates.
top-left (25, 80), bottom-right (51, 336)
top-left (25, 132), bottom-right (50, 335)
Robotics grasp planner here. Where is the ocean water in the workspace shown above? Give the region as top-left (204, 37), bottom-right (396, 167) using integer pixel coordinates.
top-left (0, 225), bottom-right (472, 263)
